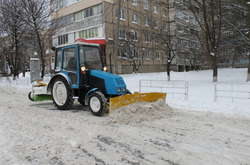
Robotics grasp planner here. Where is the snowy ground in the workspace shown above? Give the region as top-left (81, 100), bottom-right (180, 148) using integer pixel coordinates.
top-left (123, 68), bottom-right (250, 118)
top-left (0, 68), bottom-right (250, 165)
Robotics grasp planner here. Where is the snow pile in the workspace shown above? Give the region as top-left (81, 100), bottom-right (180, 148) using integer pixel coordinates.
top-left (0, 74), bottom-right (31, 90)
top-left (0, 73), bottom-right (51, 91)
top-left (107, 99), bottom-right (174, 125)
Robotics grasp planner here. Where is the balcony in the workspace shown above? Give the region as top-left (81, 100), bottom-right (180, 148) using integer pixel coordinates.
top-left (58, 15), bottom-right (103, 34)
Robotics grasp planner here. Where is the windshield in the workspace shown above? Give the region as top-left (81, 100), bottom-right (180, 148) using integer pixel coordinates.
top-left (80, 46), bottom-right (102, 70)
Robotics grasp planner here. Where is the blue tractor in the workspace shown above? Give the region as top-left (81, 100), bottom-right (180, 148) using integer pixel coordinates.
top-left (45, 40), bottom-right (129, 116)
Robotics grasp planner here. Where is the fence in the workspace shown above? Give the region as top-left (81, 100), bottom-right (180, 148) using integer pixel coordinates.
top-left (214, 82), bottom-right (250, 102)
top-left (139, 80), bottom-right (189, 100)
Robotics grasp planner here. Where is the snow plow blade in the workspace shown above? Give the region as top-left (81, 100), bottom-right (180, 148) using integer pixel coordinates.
top-left (109, 92), bottom-right (166, 111)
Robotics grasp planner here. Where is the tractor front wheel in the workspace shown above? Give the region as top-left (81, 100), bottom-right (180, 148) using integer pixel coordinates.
top-left (52, 77), bottom-right (73, 110)
top-left (88, 91), bottom-right (107, 116)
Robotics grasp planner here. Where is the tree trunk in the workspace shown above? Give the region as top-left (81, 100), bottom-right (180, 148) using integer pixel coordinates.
top-left (13, 34), bottom-right (19, 80)
top-left (212, 56), bottom-right (218, 82)
top-left (22, 65), bottom-right (26, 77)
top-left (247, 55), bottom-right (250, 82)
top-left (35, 26), bottom-right (45, 78)
top-left (167, 61), bottom-right (170, 81)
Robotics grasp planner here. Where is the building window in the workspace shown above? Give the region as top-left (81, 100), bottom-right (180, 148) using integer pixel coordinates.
top-left (155, 51), bottom-right (160, 60)
top-left (93, 4), bottom-right (103, 15)
top-left (132, 0), bottom-right (138, 6)
top-left (119, 29), bottom-right (126, 39)
top-left (119, 48), bottom-right (127, 58)
top-left (58, 34), bottom-right (68, 45)
top-left (74, 10), bottom-right (84, 22)
top-left (144, 32), bottom-right (151, 42)
top-left (130, 30), bottom-right (138, 41)
top-left (132, 13), bottom-right (139, 24)
top-left (144, 16), bottom-right (149, 26)
top-left (163, 9), bottom-right (167, 17)
top-left (153, 6), bottom-right (158, 14)
top-left (154, 20), bottom-right (159, 29)
top-left (74, 4), bottom-right (102, 22)
top-left (144, 48), bottom-right (150, 59)
top-left (143, 0), bottom-right (149, 9)
top-left (84, 7), bottom-right (93, 17)
top-left (79, 27), bottom-right (99, 39)
top-left (55, 0), bottom-right (65, 10)
top-left (116, 8), bottom-right (126, 20)
top-left (164, 23), bottom-right (168, 31)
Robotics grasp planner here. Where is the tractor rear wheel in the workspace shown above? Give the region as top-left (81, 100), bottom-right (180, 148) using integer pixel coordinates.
top-left (88, 91), bottom-right (107, 116)
top-left (52, 77), bottom-right (73, 110)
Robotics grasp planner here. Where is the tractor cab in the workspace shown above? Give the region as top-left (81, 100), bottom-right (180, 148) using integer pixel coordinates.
top-left (54, 42), bottom-right (104, 88)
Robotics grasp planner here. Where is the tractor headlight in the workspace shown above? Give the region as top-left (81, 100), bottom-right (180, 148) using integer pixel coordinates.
top-left (81, 66), bottom-right (86, 72)
top-left (103, 66), bottom-right (107, 72)
top-left (116, 87), bottom-right (126, 93)
top-left (116, 88), bottom-right (121, 93)
top-left (81, 66), bottom-right (87, 74)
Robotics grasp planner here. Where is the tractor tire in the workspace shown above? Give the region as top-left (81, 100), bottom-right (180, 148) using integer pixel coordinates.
top-left (88, 91), bottom-right (107, 116)
top-left (51, 77), bottom-right (74, 110)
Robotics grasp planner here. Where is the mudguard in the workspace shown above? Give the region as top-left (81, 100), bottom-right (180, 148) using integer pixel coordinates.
top-left (47, 73), bottom-right (71, 94)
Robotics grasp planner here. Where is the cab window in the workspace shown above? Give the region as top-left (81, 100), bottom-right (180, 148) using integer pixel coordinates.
top-left (80, 46), bottom-right (102, 70)
top-left (55, 49), bottom-right (62, 71)
top-left (63, 48), bottom-right (76, 71)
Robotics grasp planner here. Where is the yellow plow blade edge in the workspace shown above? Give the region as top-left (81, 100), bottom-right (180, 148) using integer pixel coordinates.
top-left (109, 92), bottom-right (167, 111)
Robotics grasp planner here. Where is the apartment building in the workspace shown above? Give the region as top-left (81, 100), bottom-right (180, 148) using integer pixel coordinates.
top-left (51, 0), bottom-right (170, 74)
top-left (218, 2), bottom-right (249, 68)
top-left (168, 0), bottom-right (201, 71)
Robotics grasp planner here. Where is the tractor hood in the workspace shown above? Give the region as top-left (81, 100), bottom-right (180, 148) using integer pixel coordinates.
top-left (89, 70), bottom-right (127, 95)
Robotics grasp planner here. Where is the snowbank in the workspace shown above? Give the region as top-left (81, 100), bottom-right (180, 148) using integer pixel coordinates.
top-left (107, 100), bottom-right (174, 125)
top-left (0, 73), bottom-right (31, 91)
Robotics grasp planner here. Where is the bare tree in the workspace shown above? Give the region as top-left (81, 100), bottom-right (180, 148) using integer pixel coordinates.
top-left (20, 0), bottom-right (51, 78)
top-left (188, 0), bottom-right (223, 82)
top-left (125, 31), bottom-right (142, 73)
top-left (0, 0), bottom-right (26, 79)
top-left (154, 0), bottom-right (175, 81)
top-left (237, 0), bottom-right (250, 81)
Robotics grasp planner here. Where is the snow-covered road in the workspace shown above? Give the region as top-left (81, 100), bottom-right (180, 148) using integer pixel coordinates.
top-left (0, 87), bottom-right (250, 165)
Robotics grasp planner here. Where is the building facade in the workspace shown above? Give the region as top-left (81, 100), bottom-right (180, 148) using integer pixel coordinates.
top-left (51, 0), bottom-right (170, 74)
